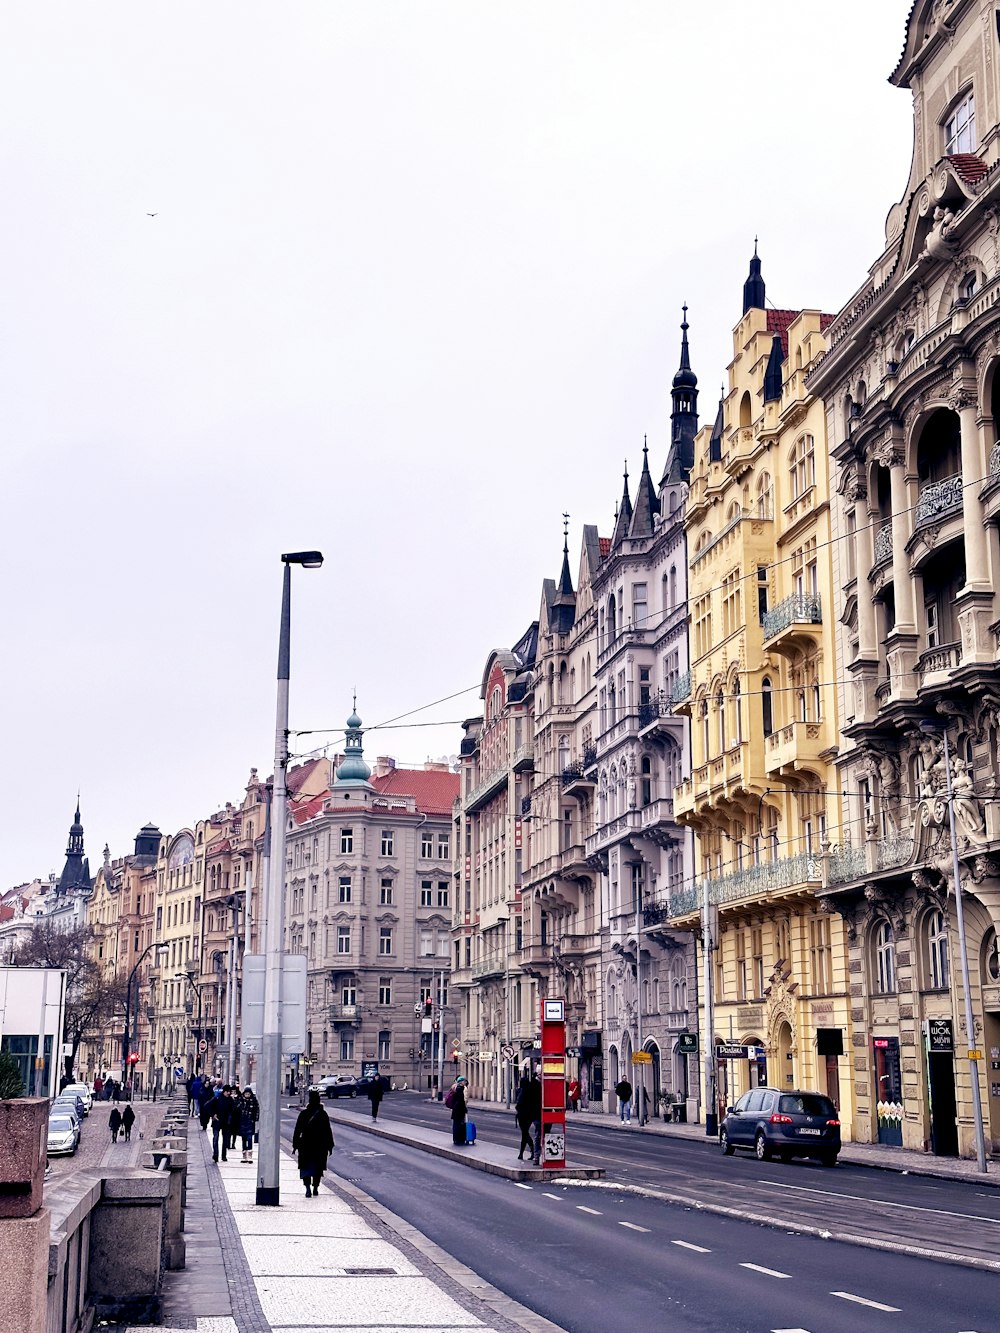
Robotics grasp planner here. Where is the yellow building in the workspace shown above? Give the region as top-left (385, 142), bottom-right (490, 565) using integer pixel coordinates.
top-left (674, 252), bottom-right (854, 1132)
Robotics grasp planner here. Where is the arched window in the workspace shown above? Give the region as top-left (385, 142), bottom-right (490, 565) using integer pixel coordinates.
top-left (761, 677), bottom-right (773, 737)
top-left (982, 928), bottom-right (1000, 986)
top-left (700, 698), bottom-right (710, 759)
top-left (756, 472), bottom-right (772, 519)
top-left (732, 679), bottom-right (742, 743)
top-left (927, 910), bottom-right (949, 989)
top-left (716, 690), bottom-right (726, 751)
top-left (875, 921), bottom-right (896, 994)
top-left (670, 566), bottom-right (677, 606)
top-left (640, 756), bottom-right (653, 806)
top-left (739, 391), bottom-right (752, 428)
top-left (944, 87), bottom-right (976, 155)
top-left (607, 595), bottom-right (617, 642)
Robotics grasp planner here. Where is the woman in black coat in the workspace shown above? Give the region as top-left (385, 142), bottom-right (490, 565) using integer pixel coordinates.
top-left (109, 1107), bottom-right (122, 1142)
top-left (514, 1075), bottom-right (534, 1160)
top-left (292, 1089), bottom-right (334, 1196)
top-left (450, 1076), bottom-right (469, 1145)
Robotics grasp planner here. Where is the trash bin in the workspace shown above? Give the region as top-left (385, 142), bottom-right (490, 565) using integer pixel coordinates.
top-left (671, 1102), bottom-right (687, 1124)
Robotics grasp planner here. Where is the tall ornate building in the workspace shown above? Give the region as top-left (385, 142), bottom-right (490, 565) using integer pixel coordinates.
top-left (285, 712), bottom-right (458, 1090)
top-left (672, 257), bottom-right (852, 1128)
top-left (810, 0), bottom-right (1000, 1157)
top-left (589, 318), bottom-right (698, 1115)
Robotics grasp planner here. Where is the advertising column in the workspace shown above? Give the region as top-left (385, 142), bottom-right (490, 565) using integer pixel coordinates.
top-left (540, 997), bottom-right (566, 1169)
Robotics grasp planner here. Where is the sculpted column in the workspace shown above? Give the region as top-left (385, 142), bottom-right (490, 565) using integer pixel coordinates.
top-left (848, 470), bottom-right (879, 724)
top-left (953, 377), bottom-right (994, 663)
top-left (877, 430), bottom-right (918, 700)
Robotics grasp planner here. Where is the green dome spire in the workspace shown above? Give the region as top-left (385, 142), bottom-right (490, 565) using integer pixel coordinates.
top-left (336, 697), bottom-right (371, 784)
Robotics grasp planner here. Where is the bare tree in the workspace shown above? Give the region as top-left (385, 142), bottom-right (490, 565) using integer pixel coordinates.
top-left (11, 921), bottom-right (127, 1081)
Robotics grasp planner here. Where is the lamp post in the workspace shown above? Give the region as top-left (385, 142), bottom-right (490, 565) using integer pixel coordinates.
top-left (919, 719), bottom-right (988, 1172)
top-left (257, 550), bottom-right (323, 1206)
top-left (123, 943), bottom-right (168, 1081)
top-left (177, 972), bottom-right (205, 1072)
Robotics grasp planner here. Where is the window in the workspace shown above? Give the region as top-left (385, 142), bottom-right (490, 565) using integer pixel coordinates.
top-left (761, 677), bottom-right (773, 737)
top-left (927, 910), bottom-right (949, 989)
top-left (437, 881), bottom-right (450, 908)
top-left (752, 927), bottom-right (764, 997)
top-left (640, 756), bottom-right (652, 806)
top-left (438, 833), bottom-right (450, 860)
top-left (340, 1034), bottom-right (354, 1062)
top-left (789, 435), bottom-right (816, 500)
top-left (716, 690), bottom-right (726, 751)
top-left (875, 921), bottom-right (896, 994)
top-left (420, 831), bottom-right (433, 857)
top-left (420, 880), bottom-right (433, 907)
top-left (721, 569), bottom-right (741, 637)
top-left (736, 931), bottom-right (748, 1000)
top-left (379, 926), bottom-right (393, 955)
top-left (945, 89), bottom-right (975, 155)
top-left (437, 931), bottom-right (450, 957)
top-left (337, 926), bottom-right (351, 954)
top-left (420, 928), bottom-right (433, 954)
top-left (757, 567), bottom-right (769, 620)
top-left (926, 599), bottom-right (939, 650)
top-left (381, 830), bottom-right (394, 857)
top-left (380, 878), bottom-right (394, 905)
top-left (379, 977), bottom-right (392, 1005)
top-left (809, 915), bottom-right (832, 993)
top-left (378, 1030), bottom-right (391, 1061)
top-left (960, 271), bottom-right (978, 303)
top-left (339, 876), bottom-right (352, 903)
top-left (340, 828), bottom-right (353, 854)
top-left (632, 582), bottom-right (647, 631)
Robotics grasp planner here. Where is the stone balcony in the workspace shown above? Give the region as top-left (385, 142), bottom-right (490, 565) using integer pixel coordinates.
top-left (638, 797), bottom-right (678, 847)
top-left (761, 591), bottom-right (822, 655)
top-left (916, 641), bottom-right (962, 689)
top-left (764, 720), bottom-right (826, 778)
top-left (585, 809), bottom-right (640, 864)
top-left (914, 473), bottom-right (962, 529)
top-left (472, 953), bottom-right (506, 980)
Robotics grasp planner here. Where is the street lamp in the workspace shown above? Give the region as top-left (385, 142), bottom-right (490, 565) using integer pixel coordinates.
top-left (176, 971), bottom-right (205, 1073)
top-left (123, 943), bottom-right (168, 1081)
top-left (258, 549), bottom-right (324, 1206)
top-left (918, 718), bottom-right (988, 1172)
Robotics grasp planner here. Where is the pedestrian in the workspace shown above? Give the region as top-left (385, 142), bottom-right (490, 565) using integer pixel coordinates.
top-left (112, 1080), bottom-right (121, 1104)
top-left (615, 1076), bottom-right (633, 1123)
top-left (93, 1073), bottom-right (104, 1099)
top-left (367, 1077), bottom-right (385, 1122)
top-left (292, 1088), bottom-right (334, 1197)
top-left (109, 1107), bottom-right (122, 1143)
top-left (526, 1070), bottom-right (542, 1163)
top-left (222, 1086), bottom-right (240, 1155)
top-left (238, 1087), bottom-right (259, 1163)
top-left (207, 1085), bottom-right (234, 1162)
top-left (514, 1074), bottom-right (535, 1160)
top-left (568, 1077), bottom-right (581, 1112)
top-left (122, 1103), bottom-right (136, 1143)
top-left (448, 1075), bottom-right (469, 1145)
top-left (189, 1075), bottom-right (203, 1118)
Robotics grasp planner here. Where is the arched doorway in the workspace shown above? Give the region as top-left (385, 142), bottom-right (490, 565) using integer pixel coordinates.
top-left (647, 1040), bottom-right (661, 1119)
top-left (775, 1020), bottom-right (793, 1090)
top-left (608, 1045), bottom-right (619, 1112)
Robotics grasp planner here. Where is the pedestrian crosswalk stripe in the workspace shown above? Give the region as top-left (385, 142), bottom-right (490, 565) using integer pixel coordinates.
top-left (740, 1263), bottom-right (791, 1279)
top-left (830, 1293), bottom-right (900, 1312)
top-left (672, 1240), bottom-right (711, 1253)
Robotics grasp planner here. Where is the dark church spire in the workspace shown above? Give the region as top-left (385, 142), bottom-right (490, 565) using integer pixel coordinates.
top-left (743, 239), bottom-right (766, 314)
top-left (557, 511), bottom-right (574, 596)
top-left (58, 797), bottom-right (91, 894)
top-left (709, 387), bottom-right (725, 462)
top-left (630, 437), bottom-right (659, 538)
top-left (610, 462), bottom-right (633, 548)
top-left (665, 306), bottom-right (698, 484)
top-left (763, 333), bottom-right (785, 402)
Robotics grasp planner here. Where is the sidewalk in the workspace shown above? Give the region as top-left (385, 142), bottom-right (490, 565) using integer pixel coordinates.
top-left (144, 1105), bottom-right (560, 1333)
top-left (524, 1102), bottom-right (1000, 1185)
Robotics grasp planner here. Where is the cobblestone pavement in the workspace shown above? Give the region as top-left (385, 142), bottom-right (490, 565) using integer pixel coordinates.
top-left (46, 1097), bottom-right (163, 1181)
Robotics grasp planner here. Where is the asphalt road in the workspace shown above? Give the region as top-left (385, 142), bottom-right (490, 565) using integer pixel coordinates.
top-left (295, 1112), bottom-right (999, 1333)
top-left (355, 1093), bottom-right (1000, 1267)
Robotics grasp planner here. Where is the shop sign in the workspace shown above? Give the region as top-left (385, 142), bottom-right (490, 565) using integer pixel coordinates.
top-left (928, 1018), bottom-right (953, 1052)
top-left (716, 1043), bottom-right (751, 1060)
top-left (677, 1032), bottom-right (699, 1054)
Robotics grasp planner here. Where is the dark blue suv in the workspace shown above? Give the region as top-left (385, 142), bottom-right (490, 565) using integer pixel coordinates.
top-left (721, 1087), bottom-right (840, 1166)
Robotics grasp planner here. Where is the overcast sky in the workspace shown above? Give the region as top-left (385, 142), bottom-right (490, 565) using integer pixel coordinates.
top-left (0, 3), bottom-right (913, 887)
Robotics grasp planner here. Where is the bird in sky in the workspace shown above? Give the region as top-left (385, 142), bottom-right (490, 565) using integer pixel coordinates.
top-left (146, 212), bottom-right (158, 217)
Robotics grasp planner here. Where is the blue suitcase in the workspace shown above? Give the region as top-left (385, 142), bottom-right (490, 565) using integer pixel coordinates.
top-left (466, 1120), bottom-right (477, 1145)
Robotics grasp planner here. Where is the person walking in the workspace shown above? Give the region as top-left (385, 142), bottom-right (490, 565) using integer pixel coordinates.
top-left (514, 1074), bottom-right (535, 1160)
top-left (367, 1077), bottom-right (385, 1122)
top-left (207, 1085), bottom-right (233, 1162)
top-left (121, 1103), bottom-right (136, 1142)
top-left (238, 1088), bottom-right (258, 1163)
top-left (111, 1080), bottom-right (121, 1104)
top-left (568, 1077), bottom-right (581, 1112)
top-left (449, 1076), bottom-right (469, 1145)
top-left (615, 1076), bottom-right (633, 1123)
top-left (292, 1089), bottom-right (334, 1197)
top-left (189, 1074), bottom-right (203, 1118)
top-left (109, 1106), bottom-right (122, 1143)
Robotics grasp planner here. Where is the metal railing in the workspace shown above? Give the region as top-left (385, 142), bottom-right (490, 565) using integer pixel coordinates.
top-left (761, 591), bottom-right (822, 638)
top-left (827, 845), bottom-right (866, 885)
top-left (669, 670), bottom-right (692, 705)
top-left (915, 473), bottom-right (962, 527)
top-left (700, 851), bottom-right (822, 905)
top-left (873, 521), bottom-right (893, 566)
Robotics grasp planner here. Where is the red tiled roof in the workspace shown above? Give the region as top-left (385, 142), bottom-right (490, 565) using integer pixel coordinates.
top-left (948, 153), bottom-right (989, 186)
top-left (819, 313), bottom-right (835, 333)
top-left (766, 308), bottom-right (799, 358)
top-left (206, 837), bottom-right (231, 856)
top-left (0, 904), bottom-right (12, 923)
top-left (372, 768), bottom-right (459, 815)
top-left (287, 759), bottom-right (324, 796)
top-left (598, 537), bottom-right (612, 558)
top-left (291, 792), bottom-right (327, 825)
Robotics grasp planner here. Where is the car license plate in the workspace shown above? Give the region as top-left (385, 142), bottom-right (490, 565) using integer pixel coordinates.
top-left (799, 1127), bottom-right (821, 1135)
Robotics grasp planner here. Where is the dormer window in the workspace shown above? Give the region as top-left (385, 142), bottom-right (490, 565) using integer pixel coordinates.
top-left (960, 271), bottom-right (978, 303)
top-left (944, 89), bottom-right (975, 155)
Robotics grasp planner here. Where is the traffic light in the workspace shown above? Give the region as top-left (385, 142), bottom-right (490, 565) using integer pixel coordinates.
top-left (424, 998), bottom-right (433, 1018)
top-left (452, 1051), bottom-right (459, 1064)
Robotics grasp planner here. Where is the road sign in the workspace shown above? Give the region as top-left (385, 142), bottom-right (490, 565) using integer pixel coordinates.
top-left (968, 1049), bottom-right (984, 1061)
top-left (451, 1038), bottom-right (461, 1050)
top-left (198, 1039), bottom-right (208, 1053)
top-left (631, 1051), bottom-right (652, 1065)
top-left (241, 1040), bottom-right (258, 1054)
top-left (500, 1043), bottom-right (515, 1060)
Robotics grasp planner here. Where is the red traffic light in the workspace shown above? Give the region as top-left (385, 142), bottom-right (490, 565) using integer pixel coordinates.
top-left (424, 999), bottom-right (433, 1017)
top-left (127, 1053), bottom-right (140, 1064)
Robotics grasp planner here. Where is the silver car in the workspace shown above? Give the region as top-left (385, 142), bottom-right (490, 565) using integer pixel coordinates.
top-left (47, 1114), bottom-right (80, 1156)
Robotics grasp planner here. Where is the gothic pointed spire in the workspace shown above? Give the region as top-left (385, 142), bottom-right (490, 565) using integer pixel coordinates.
top-left (709, 385), bottom-right (725, 461)
top-left (665, 306), bottom-right (698, 485)
top-left (557, 511), bottom-right (574, 596)
top-left (58, 797), bottom-right (91, 894)
top-left (672, 304), bottom-right (696, 389)
top-left (611, 462), bottom-right (633, 548)
top-left (630, 436), bottom-right (659, 538)
top-left (743, 239), bottom-right (766, 314)
top-left (763, 333), bottom-right (784, 402)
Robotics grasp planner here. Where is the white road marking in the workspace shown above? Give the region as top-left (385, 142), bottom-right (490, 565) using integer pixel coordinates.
top-left (672, 1240), bottom-right (711, 1253)
top-left (618, 1221), bottom-right (651, 1232)
top-left (349, 1151), bottom-right (384, 1157)
top-left (771, 1328), bottom-right (812, 1333)
top-left (740, 1263), bottom-right (792, 1279)
top-left (514, 1182), bottom-right (533, 1190)
top-left (830, 1292), bottom-right (900, 1312)
top-left (576, 1205), bottom-right (603, 1215)
top-left (542, 1192), bottom-right (562, 1200)
top-left (757, 1178), bottom-right (1000, 1226)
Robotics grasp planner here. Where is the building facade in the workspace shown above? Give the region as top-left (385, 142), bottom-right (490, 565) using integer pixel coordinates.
top-left (810, 0), bottom-right (1000, 1157)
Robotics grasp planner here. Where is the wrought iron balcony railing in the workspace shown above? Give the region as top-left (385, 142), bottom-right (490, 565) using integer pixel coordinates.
top-left (761, 592), bottom-right (822, 639)
top-left (915, 473), bottom-right (962, 527)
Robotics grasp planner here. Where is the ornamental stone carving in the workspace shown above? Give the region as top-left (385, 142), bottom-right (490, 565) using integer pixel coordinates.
top-left (947, 381), bottom-right (977, 413)
top-left (870, 437), bottom-right (903, 469)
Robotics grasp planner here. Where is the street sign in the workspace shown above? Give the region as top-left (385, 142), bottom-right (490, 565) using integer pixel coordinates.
top-left (677, 1032), bottom-right (699, 1054)
top-left (451, 1038), bottom-right (461, 1050)
top-left (968, 1049), bottom-right (984, 1061)
top-left (500, 1043), bottom-right (515, 1060)
top-left (716, 1043), bottom-right (752, 1060)
top-left (631, 1051), bottom-right (652, 1065)
top-left (241, 1040), bottom-right (258, 1054)
top-left (198, 1039), bottom-right (208, 1053)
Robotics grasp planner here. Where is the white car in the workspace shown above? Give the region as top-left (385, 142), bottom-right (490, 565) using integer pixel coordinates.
top-left (62, 1083), bottom-right (93, 1114)
top-left (47, 1114), bottom-right (80, 1157)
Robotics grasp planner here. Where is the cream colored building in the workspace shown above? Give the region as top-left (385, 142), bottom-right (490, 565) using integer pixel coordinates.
top-left (674, 254), bottom-right (853, 1131)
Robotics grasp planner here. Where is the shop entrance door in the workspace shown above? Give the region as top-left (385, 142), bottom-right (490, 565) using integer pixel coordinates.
top-left (874, 1036), bottom-right (903, 1145)
top-left (928, 1051), bottom-right (958, 1156)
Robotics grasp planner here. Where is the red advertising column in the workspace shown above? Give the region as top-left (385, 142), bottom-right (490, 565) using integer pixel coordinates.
top-left (540, 997), bottom-right (567, 1169)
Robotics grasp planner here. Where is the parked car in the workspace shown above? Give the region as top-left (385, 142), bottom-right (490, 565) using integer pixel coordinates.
top-left (53, 1094), bottom-right (86, 1122)
top-left (62, 1083), bottom-right (92, 1114)
top-left (50, 1103), bottom-right (81, 1132)
top-left (721, 1088), bottom-right (840, 1166)
top-left (47, 1114), bottom-right (80, 1157)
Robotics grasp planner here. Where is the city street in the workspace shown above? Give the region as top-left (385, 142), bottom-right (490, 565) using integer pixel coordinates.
top-left (272, 1094), bottom-right (1000, 1333)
